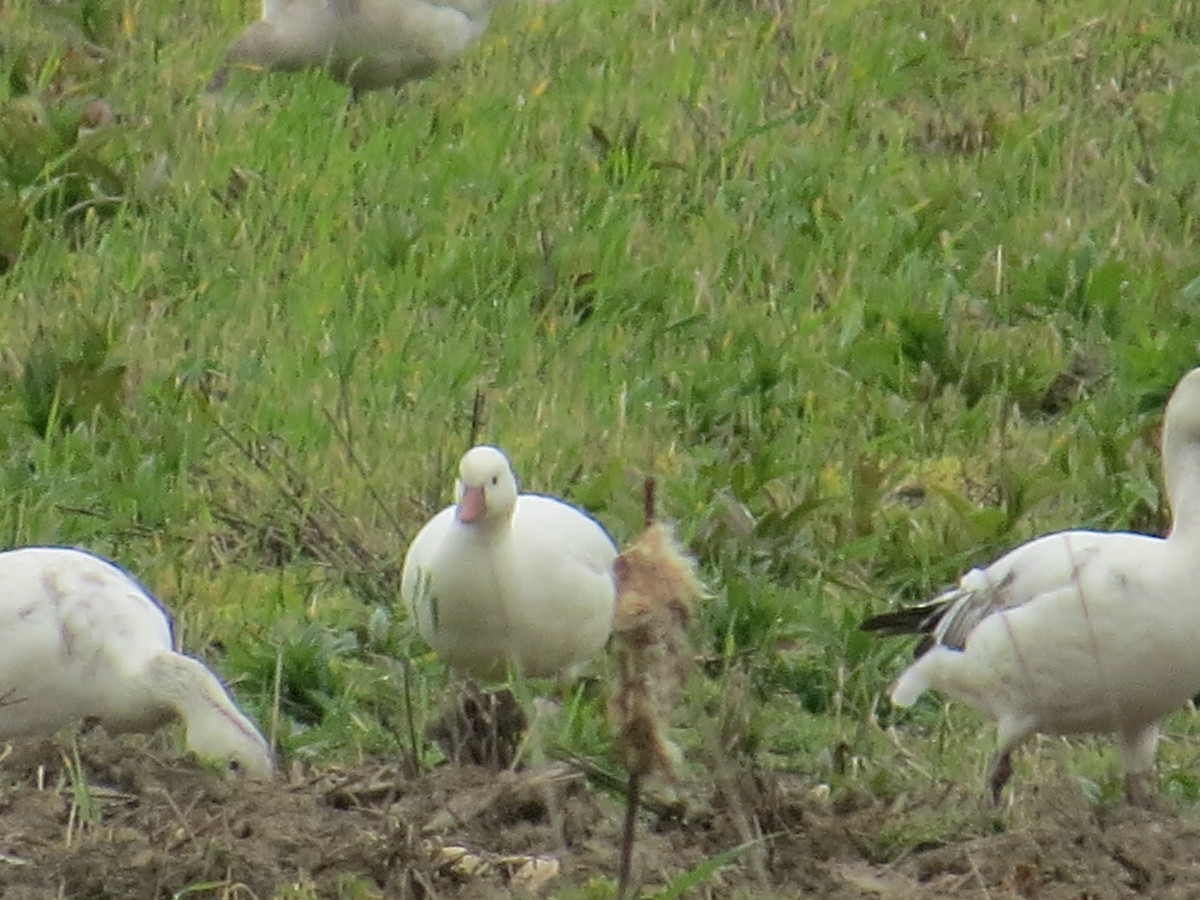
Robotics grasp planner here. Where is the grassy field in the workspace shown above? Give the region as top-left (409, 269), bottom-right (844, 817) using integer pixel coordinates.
top-left (3, 0), bottom-right (1200, 894)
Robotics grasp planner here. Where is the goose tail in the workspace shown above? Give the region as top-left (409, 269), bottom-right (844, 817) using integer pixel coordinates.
top-left (889, 660), bottom-right (932, 708)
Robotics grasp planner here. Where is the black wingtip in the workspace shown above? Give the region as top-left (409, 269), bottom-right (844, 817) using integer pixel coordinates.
top-left (861, 601), bottom-right (951, 659)
top-left (860, 605), bottom-right (938, 635)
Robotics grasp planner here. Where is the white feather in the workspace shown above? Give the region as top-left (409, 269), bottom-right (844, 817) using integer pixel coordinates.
top-left (876, 367), bottom-right (1200, 802)
top-left (401, 445), bottom-right (617, 680)
top-left (0, 548), bottom-right (273, 779)
top-left (224, 0), bottom-right (502, 93)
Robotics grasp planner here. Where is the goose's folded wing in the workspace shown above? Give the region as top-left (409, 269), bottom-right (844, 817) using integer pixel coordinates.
top-left (859, 530), bottom-right (1151, 658)
top-left (861, 570), bottom-right (1018, 657)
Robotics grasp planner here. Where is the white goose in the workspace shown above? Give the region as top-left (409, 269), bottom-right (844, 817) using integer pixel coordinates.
top-left (401, 445), bottom-right (618, 680)
top-left (863, 367), bottom-right (1200, 806)
top-left (0, 547), bottom-right (274, 778)
top-left (217, 0), bottom-right (502, 96)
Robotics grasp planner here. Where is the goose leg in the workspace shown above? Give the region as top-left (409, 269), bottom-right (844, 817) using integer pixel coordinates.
top-left (987, 715), bottom-right (1036, 805)
top-left (1119, 724), bottom-right (1159, 808)
top-left (986, 748), bottom-right (1013, 805)
top-left (206, 67), bottom-right (232, 93)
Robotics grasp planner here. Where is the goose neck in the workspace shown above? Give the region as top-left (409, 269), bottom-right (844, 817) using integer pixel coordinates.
top-left (1165, 441), bottom-right (1200, 539)
top-left (145, 654), bottom-right (273, 778)
top-left (463, 514), bottom-right (512, 539)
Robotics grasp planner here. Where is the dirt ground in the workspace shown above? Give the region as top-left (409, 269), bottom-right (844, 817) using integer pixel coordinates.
top-left (3, 733), bottom-right (1200, 899)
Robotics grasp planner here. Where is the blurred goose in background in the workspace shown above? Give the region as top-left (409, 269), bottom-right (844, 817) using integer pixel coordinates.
top-left (213, 0), bottom-right (502, 97)
top-left (0, 547), bottom-right (274, 778)
top-left (401, 445), bottom-right (618, 680)
top-left (862, 367), bottom-right (1200, 807)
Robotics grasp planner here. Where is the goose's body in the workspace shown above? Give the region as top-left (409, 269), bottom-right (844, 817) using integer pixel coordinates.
top-left (863, 368), bottom-right (1200, 806)
top-left (221, 0), bottom-right (500, 94)
top-left (0, 548), bottom-right (273, 778)
top-left (401, 445), bottom-right (618, 680)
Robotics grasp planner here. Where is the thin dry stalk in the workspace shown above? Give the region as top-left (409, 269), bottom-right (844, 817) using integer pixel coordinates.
top-left (469, 386), bottom-right (486, 448)
top-left (400, 658), bottom-right (423, 778)
top-left (206, 411), bottom-right (400, 600)
top-left (321, 404), bottom-right (406, 538)
top-left (608, 477), bottom-right (705, 899)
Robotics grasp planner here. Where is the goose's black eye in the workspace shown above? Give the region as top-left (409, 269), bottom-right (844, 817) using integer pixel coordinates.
top-left (491, 476), bottom-right (499, 486)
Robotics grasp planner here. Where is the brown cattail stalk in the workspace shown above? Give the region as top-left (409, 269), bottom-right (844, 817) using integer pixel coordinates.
top-left (609, 477), bottom-right (704, 898)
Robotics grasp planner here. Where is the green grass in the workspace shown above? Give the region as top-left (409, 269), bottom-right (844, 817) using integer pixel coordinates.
top-left (3, 0), bottom-right (1200, 872)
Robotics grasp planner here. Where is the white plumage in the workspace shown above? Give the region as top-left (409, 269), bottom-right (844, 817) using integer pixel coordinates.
top-left (219, 0), bottom-right (501, 95)
top-left (0, 548), bottom-right (274, 779)
top-left (401, 445), bottom-right (618, 680)
top-left (863, 367), bottom-right (1200, 806)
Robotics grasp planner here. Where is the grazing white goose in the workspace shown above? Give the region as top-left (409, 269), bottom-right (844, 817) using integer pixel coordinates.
top-left (862, 367), bottom-right (1200, 807)
top-left (0, 548), bottom-right (274, 779)
top-left (216, 0), bottom-right (502, 96)
top-left (401, 445), bottom-right (618, 680)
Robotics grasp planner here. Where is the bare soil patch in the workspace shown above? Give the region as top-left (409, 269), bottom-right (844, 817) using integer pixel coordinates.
top-left (2, 734), bottom-right (1199, 898)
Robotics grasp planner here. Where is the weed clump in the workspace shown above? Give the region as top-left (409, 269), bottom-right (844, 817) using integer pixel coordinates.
top-left (0, 7), bottom-right (166, 273)
top-left (608, 478), bottom-right (704, 897)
